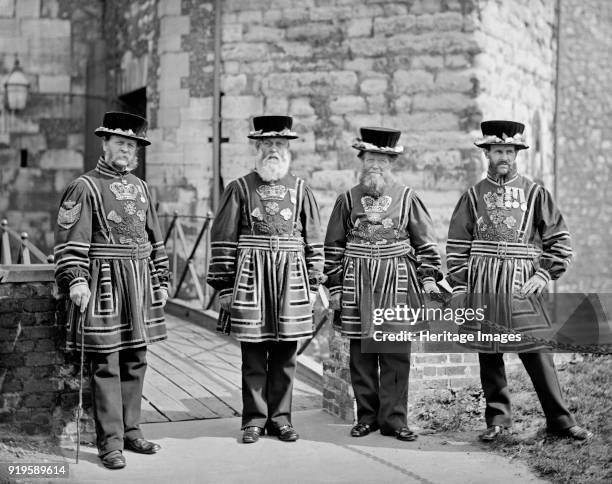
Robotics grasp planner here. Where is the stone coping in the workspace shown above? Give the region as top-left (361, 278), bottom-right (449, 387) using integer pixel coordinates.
top-left (0, 264), bottom-right (55, 283)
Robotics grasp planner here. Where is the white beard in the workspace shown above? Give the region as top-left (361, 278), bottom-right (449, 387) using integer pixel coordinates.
top-left (359, 170), bottom-right (390, 198)
top-left (256, 153), bottom-right (290, 182)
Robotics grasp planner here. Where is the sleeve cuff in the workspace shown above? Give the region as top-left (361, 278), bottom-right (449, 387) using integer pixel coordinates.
top-left (452, 285), bottom-right (467, 295)
top-left (534, 268), bottom-right (551, 284)
top-left (69, 277), bottom-right (88, 289)
top-left (328, 286), bottom-right (342, 297)
top-left (219, 288), bottom-right (233, 298)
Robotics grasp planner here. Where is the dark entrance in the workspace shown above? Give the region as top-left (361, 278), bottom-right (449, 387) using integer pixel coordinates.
top-left (117, 88), bottom-right (147, 181)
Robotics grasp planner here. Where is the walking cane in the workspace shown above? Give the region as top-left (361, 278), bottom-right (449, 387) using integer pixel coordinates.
top-left (76, 307), bottom-right (86, 464)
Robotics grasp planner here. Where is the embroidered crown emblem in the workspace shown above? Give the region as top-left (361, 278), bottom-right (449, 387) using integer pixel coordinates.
top-left (256, 184), bottom-right (287, 201)
top-left (361, 195), bottom-right (392, 213)
top-left (109, 182), bottom-right (138, 201)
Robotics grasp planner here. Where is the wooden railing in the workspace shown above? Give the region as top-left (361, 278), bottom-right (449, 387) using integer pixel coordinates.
top-left (0, 219), bottom-right (53, 265)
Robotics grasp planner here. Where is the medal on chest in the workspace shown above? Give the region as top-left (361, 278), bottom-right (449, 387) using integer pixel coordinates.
top-left (478, 185), bottom-right (526, 242)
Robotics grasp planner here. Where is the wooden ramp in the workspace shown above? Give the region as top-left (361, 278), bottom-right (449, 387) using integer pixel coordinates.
top-left (141, 313), bottom-right (322, 423)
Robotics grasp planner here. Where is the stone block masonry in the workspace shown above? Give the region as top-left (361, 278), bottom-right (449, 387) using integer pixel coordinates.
top-left (133, 0), bottom-right (488, 224)
top-left (0, 0), bottom-right (104, 255)
top-left (556, 0), bottom-right (612, 292)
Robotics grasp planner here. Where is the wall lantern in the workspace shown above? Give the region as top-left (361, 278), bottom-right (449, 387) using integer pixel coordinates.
top-left (4, 55), bottom-right (29, 111)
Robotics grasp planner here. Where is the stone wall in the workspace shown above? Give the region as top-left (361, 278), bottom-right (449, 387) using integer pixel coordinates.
top-left (556, 0), bottom-right (612, 292)
top-left (98, 0), bottom-right (557, 262)
top-left (0, 266), bottom-right (93, 443)
top-left (0, 0), bottom-right (103, 254)
top-left (217, 0), bottom-right (483, 236)
top-left (472, 0), bottom-right (557, 186)
top-left (103, 0), bottom-right (214, 217)
top-left (103, 0), bottom-right (482, 236)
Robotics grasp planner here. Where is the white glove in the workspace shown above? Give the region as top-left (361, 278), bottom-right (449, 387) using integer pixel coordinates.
top-left (69, 282), bottom-right (91, 313)
top-left (160, 288), bottom-right (169, 306)
top-left (423, 280), bottom-right (440, 294)
top-left (219, 293), bottom-right (232, 312)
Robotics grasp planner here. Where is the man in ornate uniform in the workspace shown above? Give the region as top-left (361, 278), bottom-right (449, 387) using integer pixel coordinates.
top-left (55, 112), bottom-right (169, 469)
top-left (446, 120), bottom-right (592, 442)
top-left (207, 116), bottom-right (324, 444)
top-left (324, 127), bottom-right (442, 441)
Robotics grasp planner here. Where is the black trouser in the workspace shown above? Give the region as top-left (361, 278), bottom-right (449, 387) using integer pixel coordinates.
top-left (349, 339), bottom-right (411, 433)
top-left (240, 341), bottom-right (298, 430)
top-left (89, 347), bottom-right (147, 455)
top-left (479, 352), bottom-right (576, 431)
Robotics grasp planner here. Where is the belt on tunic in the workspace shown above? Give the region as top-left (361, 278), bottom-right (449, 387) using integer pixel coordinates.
top-left (238, 234), bottom-right (304, 251)
top-left (470, 240), bottom-right (542, 259)
top-left (89, 242), bottom-right (152, 260)
top-left (343, 241), bottom-right (413, 338)
top-left (344, 241), bottom-right (414, 259)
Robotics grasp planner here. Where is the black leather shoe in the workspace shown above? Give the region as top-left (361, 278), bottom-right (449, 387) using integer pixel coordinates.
top-left (268, 424), bottom-right (299, 442)
top-left (101, 450), bottom-right (126, 470)
top-left (124, 438), bottom-right (161, 454)
top-left (548, 425), bottom-right (593, 441)
top-left (242, 426), bottom-right (264, 444)
top-left (380, 426), bottom-right (417, 441)
top-left (350, 423), bottom-right (378, 437)
top-left (393, 427), bottom-right (418, 442)
top-left (479, 425), bottom-right (504, 442)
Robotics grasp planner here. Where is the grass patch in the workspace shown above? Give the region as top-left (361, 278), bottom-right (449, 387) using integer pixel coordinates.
top-left (413, 354), bottom-right (612, 483)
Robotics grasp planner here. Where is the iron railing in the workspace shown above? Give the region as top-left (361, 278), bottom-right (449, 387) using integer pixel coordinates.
top-left (161, 212), bottom-right (216, 309)
top-left (0, 219), bottom-right (52, 264)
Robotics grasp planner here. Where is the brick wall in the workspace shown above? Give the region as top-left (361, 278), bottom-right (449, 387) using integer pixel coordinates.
top-left (0, 0), bottom-right (103, 254)
top-left (556, 0), bottom-right (612, 292)
top-left (323, 324), bottom-right (486, 420)
top-left (0, 266), bottom-right (94, 444)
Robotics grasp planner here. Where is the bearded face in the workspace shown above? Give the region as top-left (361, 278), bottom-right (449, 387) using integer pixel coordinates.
top-left (359, 152), bottom-right (395, 197)
top-left (485, 144), bottom-right (518, 178)
top-left (255, 138), bottom-right (291, 182)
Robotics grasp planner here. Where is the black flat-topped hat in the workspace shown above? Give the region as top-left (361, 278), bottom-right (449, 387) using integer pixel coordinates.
top-left (94, 111), bottom-right (151, 146)
top-left (352, 127), bottom-right (404, 154)
top-left (248, 115), bottom-right (299, 139)
top-left (474, 120), bottom-right (529, 150)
